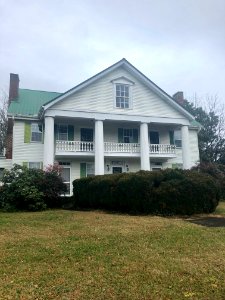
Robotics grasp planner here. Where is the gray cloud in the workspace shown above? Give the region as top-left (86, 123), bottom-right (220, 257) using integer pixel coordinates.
top-left (0, 0), bottom-right (224, 103)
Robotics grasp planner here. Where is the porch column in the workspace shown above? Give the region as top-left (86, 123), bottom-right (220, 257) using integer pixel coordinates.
top-left (140, 122), bottom-right (150, 170)
top-left (43, 116), bottom-right (55, 169)
top-left (181, 125), bottom-right (191, 169)
top-left (95, 120), bottom-right (104, 175)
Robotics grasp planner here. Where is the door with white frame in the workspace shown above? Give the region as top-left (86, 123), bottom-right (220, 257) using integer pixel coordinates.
top-left (59, 162), bottom-right (71, 195)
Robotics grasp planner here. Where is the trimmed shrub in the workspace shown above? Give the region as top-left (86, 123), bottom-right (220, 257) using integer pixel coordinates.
top-left (0, 164), bottom-right (67, 211)
top-left (192, 163), bottom-right (225, 200)
top-left (72, 169), bottom-right (219, 215)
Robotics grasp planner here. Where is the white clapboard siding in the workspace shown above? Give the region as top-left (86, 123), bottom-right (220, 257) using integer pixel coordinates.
top-left (0, 159), bottom-right (12, 169)
top-left (52, 67), bottom-right (186, 120)
top-left (163, 148), bottom-right (183, 169)
top-left (189, 129), bottom-right (200, 165)
top-left (12, 121), bottom-right (44, 165)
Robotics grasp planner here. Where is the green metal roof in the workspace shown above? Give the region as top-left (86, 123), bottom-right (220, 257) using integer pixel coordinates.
top-left (8, 89), bottom-right (62, 118)
top-left (190, 119), bottom-right (202, 128)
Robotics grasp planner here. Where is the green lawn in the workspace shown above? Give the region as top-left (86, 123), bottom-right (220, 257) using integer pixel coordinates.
top-left (0, 203), bottom-right (225, 300)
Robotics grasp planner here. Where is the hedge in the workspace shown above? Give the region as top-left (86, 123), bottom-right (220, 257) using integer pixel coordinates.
top-left (192, 163), bottom-right (225, 200)
top-left (72, 169), bottom-right (220, 215)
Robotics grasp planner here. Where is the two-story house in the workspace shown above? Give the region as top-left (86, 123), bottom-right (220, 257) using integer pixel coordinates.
top-left (0, 59), bottom-right (200, 194)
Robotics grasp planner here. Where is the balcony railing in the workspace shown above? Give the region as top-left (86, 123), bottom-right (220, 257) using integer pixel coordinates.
top-left (55, 141), bottom-right (176, 155)
top-left (104, 142), bottom-right (140, 153)
top-left (56, 140), bottom-right (94, 152)
top-left (149, 144), bottom-right (176, 154)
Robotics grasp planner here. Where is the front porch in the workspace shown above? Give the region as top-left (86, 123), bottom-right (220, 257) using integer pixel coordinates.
top-left (43, 115), bottom-right (191, 174)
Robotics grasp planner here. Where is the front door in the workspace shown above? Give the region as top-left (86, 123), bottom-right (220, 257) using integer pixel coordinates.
top-left (80, 128), bottom-right (93, 151)
top-left (112, 167), bottom-right (122, 174)
top-left (150, 131), bottom-right (159, 144)
top-left (80, 128), bottom-right (93, 142)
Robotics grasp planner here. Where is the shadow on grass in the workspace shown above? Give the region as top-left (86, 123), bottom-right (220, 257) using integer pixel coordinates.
top-left (186, 216), bottom-right (225, 227)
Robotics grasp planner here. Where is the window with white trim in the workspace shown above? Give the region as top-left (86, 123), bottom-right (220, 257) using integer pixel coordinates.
top-left (174, 130), bottom-right (182, 148)
top-left (59, 162), bottom-right (71, 195)
top-left (123, 129), bottom-right (134, 143)
top-left (86, 163), bottom-right (95, 177)
top-left (170, 130), bottom-right (182, 148)
top-left (31, 123), bottom-right (42, 142)
top-left (57, 124), bottom-right (68, 141)
top-left (28, 162), bottom-right (42, 169)
top-left (116, 84), bottom-right (130, 108)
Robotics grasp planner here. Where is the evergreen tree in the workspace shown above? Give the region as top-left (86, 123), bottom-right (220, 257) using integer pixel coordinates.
top-left (182, 98), bottom-right (225, 163)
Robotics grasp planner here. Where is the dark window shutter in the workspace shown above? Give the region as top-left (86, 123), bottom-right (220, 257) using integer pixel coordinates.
top-left (54, 124), bottom-right (58, 140)
top-left (24, 123), bottom-right (31, 143)
top-left (133, 129), bottom-right (138, 143)
top-left (68, 125), bottom-right (74, 141)
top-left (80, 163), bottom-right (86, 178)
top-left (118, 128), bottom-right (123, 143)
top-left (169, 131), bottom-right (174, 145)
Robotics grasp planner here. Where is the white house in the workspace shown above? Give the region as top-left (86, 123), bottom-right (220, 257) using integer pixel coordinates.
top-left (0, 59), bottom-right (200, 194)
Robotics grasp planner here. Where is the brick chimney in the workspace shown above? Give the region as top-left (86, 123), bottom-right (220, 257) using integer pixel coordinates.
top-left (5, 73), bottom-right (19, 159)
top-left (9, 73), bottom-right (19, 105)
top-left (173, 91), bottom-right (184, 106)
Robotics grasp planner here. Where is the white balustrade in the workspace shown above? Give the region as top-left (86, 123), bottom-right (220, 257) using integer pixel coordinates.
top-left (56, 140), bottom-right (94, 152)
top-left (55, 141), bottom-right (176, 155)
top-left (104, 142), bottom-right (140, 153)
top-left (149, 144), bottom-right (176, 154)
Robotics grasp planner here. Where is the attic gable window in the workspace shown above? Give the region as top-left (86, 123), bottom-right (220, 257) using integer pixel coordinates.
top-left (111, 77), bottom-right (134, 109)
top-left (116, 84), bottom-right (130, 108)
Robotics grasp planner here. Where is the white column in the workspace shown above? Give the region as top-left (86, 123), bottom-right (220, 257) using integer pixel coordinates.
top-left (181, 125), bottom-right (191, 169)
top-left (140, 122), bottom-right (150, 171)
top-left (95, 120), bottom-right (104, 175)
top-left (43, 116), bottom-right (55, 168)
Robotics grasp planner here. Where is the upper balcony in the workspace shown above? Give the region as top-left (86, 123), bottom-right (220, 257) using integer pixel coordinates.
top-left (55, 140), bottom-right (176, 158)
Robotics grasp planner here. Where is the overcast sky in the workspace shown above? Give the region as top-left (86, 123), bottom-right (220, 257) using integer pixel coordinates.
top-left (0, 0), bottom-right (225, 103)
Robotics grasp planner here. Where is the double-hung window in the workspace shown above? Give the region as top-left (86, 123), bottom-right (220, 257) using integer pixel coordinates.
top-left (118, 128), bottom-right (138, 143)
top-left (31, 123), bottom-right (42, 142)
top-left (58, 125), bottom-right (68, 141)
top-left (59, 162), bottom-right (71, 195)
top-left (174, 130), bottom-right (182, 147)
top-left (170, 130), bottom-right (182, 147)
top-left (123, 129), bottom-right (134, 143)
top-left (80, 162), bottom-right (95, 178)
top-left (116, 84), bottom-right (130, 108)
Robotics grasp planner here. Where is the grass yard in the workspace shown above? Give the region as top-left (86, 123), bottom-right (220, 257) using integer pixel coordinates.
top-left (0, 203), bottom-right (225, 300)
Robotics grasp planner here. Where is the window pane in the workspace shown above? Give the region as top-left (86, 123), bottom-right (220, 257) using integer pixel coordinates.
top-left (58, 125), bottom-right (68, 140)
top-left (64, 183), bottom-right (70, 195)
top-left (59, 133), bottom-right (68, 140)
top-left (175, 140), bottom-right (182, 147)
top-left (61, 168), bottom-right (70, 182)
top-left (116, 84), bottom-right (130, 109)
top-left (31, 123), bottom-right (42, 142)
top-left (29, 162), bottom-right (41, 169)
top-left (31, 132), bottom-right (42, 142)
top-left (87, 163), bottom-right (94, 176)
